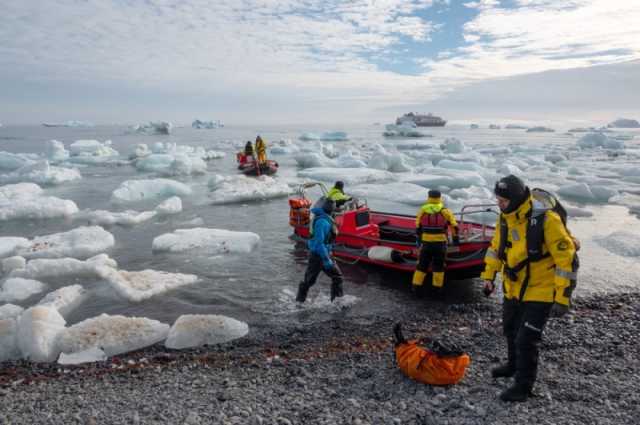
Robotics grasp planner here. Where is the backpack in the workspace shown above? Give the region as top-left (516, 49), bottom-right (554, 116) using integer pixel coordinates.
top-left (498, 188), bottom-right (579, 301)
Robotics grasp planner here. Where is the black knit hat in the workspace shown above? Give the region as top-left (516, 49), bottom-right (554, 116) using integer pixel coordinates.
top-left (322, 198), bottom-right (336, 215)
top-left (494, 175), bottom-right (528, 212)
top-left (428, 189), bottom-right (441, 198)
top-left (334, 181), bottom-right (344, 191)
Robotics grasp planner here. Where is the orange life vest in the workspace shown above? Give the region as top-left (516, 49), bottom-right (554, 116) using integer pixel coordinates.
top-left (420, 212), bottom-right (447, 234)
top-left (395, 340), bottom-right (470, 386)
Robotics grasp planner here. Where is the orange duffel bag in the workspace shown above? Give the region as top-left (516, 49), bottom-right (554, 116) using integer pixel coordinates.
top-left (394, 324), bottom-right (470, 386)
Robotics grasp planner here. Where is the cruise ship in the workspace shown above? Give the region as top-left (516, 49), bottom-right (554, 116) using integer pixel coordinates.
top-left (396, 112), bottom-right (446, 127)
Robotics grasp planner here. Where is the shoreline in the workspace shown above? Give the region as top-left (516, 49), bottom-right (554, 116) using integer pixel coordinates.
top-left (2, 290), bottom-right (639, 424)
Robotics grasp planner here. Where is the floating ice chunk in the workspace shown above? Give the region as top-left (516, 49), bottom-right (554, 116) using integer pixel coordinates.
top-left (58, 314), bottom-right (169, 357)
top-left (395, 141), bottom-right (437, 150)
top-left (557, 183), bottom-right (617, 203)
top-left (0, 278), bottom-right (47, 302)
top-left (589, 185), bottom-right (618, 202)
top-left (168, 154), bottom-right (207, 176)
top-left (58, 347), bottom-right (107, 365)
top-left (135, 121), bottom-right (172, 135)
top-left (155, 196), bottom-right (182, 215)
top-left (449, 186), bottom-right (494, 200)
top-left (0, 194), bottom-right (78, 222)
top-left (349, 182), bottom-right (429, 206)
top-left (209, 175), bottom-right (291, 204)
top-left (383, 123), bottom-right (429, 138)
top-left (192, 119), bottom-right (223, 129)
top-left (17, 305), bottom-right (66, 362)
top-left (1, 256), bottom-right (26, 273)
top-left (270, 140), bottom-right (300, 155)
top-left (565, 206), bottom-right (593, 218)
top-left (294, 152), bottom-right (334, 168)
top-left (545, 153), bottom-right (566, 164)
top-left (0, 152), bottom-right (32, 171)
top-left (298, 167), bottom-right (394, 185)
top-left (135, 154), bottom-right (174, 172)
top-left (74, 209), bottom-right (157, 227)
top-left (16, 226), bottom-right (115, 260)
top-left (335, 151), bottom-right (367, 168)
top-left (0, 160), bottom-right (82, 185)
top-left (204, 150), bottom-right (226, 160)
top-left (69, 140), bottom-right (104, 155)
top-left (178, 217), bottom-right (205, 227)
top-left (406, 170), bottom-right (486, 190)
top-left (45, 140), bottom-right (70, 163)
top-left (0, 238), bottom-right (30, 258)
top-left (152, 228), bottom-right (260, 255)
top-left (595, 231), bottom-right (640, 256)
top-left (436, 159), bottom-right (484, 172)
top-left (37, 285), bottom-right (87, 317)
top-left (10, 254), bottom-right (117, 280)
top-left (165, 314), bottom-right (249, 349)
top-left (576, 132), bottom-right (622, 149)
top-left (68, 140), bottom-right (119, 164)
top-left (526, 126), bottom-right (555, 132)
top-left (367, 145), bottom-right (411, 172)
top-left (0, 317), bottom-right (21, 361)
top-left (441, 138), bottom-right (465, 153)
top-left (607, 118), bottom-right (640, 128)
top-left (0, 303), bottom-right (23, 319)
top-left (0, 182), bottom-right (43, 200)
top-left (112, 178), bottom-right (192, 203)
top-left (299, 131), bottom-right (348, 141)
top-left (97, 266), bottom-right (198, 302)
top-left (130, 144), bottom-right (152, 159)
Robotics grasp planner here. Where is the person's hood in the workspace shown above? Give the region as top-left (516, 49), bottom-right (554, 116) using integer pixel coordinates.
top-left (311, 207), bottom-right (329, 217)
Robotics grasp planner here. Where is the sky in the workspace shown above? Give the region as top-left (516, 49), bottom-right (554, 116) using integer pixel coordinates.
top-left (1, 0), bottom-right (639, 125)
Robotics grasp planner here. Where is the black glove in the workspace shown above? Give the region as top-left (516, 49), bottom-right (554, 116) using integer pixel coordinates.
top-left (482, 280), bottom-right (495, 297)
top-left (452, 235), bottom-right (460, 246)
top-left (550, 303), bottom-right (569, 317)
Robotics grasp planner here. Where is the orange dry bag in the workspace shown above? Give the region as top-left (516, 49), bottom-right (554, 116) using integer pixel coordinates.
top-left (395, 340), bottom-right (470, 386)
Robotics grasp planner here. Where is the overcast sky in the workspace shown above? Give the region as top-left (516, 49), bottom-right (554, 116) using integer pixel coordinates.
top-left (1, 0), bottom-right (639, 125)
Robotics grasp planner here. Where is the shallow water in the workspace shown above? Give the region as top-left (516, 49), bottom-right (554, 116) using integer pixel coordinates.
top-left (1, 123), bottom-right (639, 333)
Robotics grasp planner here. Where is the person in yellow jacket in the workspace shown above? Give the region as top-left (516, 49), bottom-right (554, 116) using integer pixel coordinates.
top-left (482, 175), bottom-right (578, 402)
top-left (255, 135), bottom-right (267, 164)
top-left (326, 181), bottom-right (352, 208)
top-left (412, 190), bottom-right (459, 291)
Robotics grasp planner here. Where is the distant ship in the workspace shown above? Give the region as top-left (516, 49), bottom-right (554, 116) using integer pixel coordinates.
top-left (396, 112), bottom-right (446, 127)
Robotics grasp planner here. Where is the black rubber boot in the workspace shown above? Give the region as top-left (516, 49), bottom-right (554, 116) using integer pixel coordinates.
top-left (393, 323), bottom-right (406, 346)
top-left (491, 363), bottom-right (516, 378)
top-left (500, 382), bottom-right (533, 402)
top-left (330, 281), bottom-right (343, 301)
top-left (296, 281), bottom-right (309, 303)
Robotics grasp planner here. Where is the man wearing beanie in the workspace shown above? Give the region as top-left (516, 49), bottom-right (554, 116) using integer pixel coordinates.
top-left (482, 175), bottom-right (577, 402)
top-left (413, 189), bottom-right (459, 292)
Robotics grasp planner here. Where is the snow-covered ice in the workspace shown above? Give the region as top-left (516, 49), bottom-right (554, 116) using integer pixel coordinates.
top-left (440, 138), bottom-right (465, 153)
top-left (152, 228), bottom-right (260, 255)
top-left (165, 314), bottom-right (249, 349)
top-left (16, 226), bottom-right (115, 260)
top-left (192, 119), bottom-right (223, 129)
top-left (349, 182), bottom-right (429, 206)
top-left (383, 123), bottom-right (429, 138)
top-left (298, 167), bottom-right (395, 185)
top-left (112, 178), bottom-right (192, 203)
top-left (155, 196), bottom-right (183, 215)
top-left (0, 152), bottom-right (32, 171)
top-left (45, 140), bottom-right (70, 163)
top-left (0, 160), bottom-right (82, 185)
top-left (37, 285), bottom-right (87, 317)
top-left (299, 131), bottom-right (348, 141)
top-left (57, 314), bottom-right (170, 357)
top-left (0, 182), bottom-right (78, 221)
top-left (9, 254), bottom-right (117, 280)
top-left (17, 306), bottom-right (66, 362)
top-left (0, 238), bottom-right (30, 258)
top-left (96, 267), bottom-right (199, 302)
top-left (0, 278), bottom-right (47, 302)
top-left (135, 121), bottom-right (172, 135)
top-left (209, 175), bottom-right (290, 204)
top-left (367, 145), bottom-right (411, 172)
top-left (58, 347), bottom-right (107, 365)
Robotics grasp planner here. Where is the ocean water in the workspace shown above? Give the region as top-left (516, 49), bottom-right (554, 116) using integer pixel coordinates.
top-left (1, 123), bottom-right (639, 334)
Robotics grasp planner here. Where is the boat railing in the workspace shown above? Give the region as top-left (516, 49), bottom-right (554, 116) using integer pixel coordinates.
top-left (456, 204), bottom-right (499, 241)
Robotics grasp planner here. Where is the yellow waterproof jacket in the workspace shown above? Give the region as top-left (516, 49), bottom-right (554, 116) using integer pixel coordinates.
top-left (327, 187), bottom-right (350, 202)
top-left (396, 340), bottom-right (470, 386)
top-left (480, 196), bottom-right (577, 306)
top-left (415, 199), bottom-right (458, 243)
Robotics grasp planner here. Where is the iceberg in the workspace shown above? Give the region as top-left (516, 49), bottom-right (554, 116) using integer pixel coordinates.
top-left (192, 119), bottom-right (223, 129)
top-left (17, 305), bottom-right (66, 362)
top-left (367, 145), bottom-right (411, 172)
top-left (526, 126), bottom-right (555, 133)
top-left (382, 123), bottom-right (429, 138)
top-left (37, 285), bottom-right (87, 317)
top-left (111, 178), bottom-right (192, 203)
top-left (0, 160), bottom-right (82, 186)
top-left (505, 124), bottom-right (528, 129)
top-left (440, 138), bottom-right (465, 154)
top-left (0, 303), bottom-right (23, 319)
top-left (0, 277), bottom-right (47, 302)
top-left (135, 121), bottom-right (172, 135)
top-left (57, 314), bottom-right (169, 357)
top-left (42, 120), bottom-right (93, 128)
top-left (96, 266), bottom-right (198, 302)
top-left (165, 314), bottom-right (249, 349)
top-left (9, 254), bottom-right (117, 280)
top-left (607, 118), bottom-right (640, 128)
top-left (576, 133), bottom-right (623, 149)
top-left (209, 175), bottom-right (291, 204)
top-left (298, 168), bottom-right (395, 185)
top-left (152, 228), bottom-right (260, 255)
top-left (299, 131), bottom-right (348, 141)
top-left (16, 226), bottom-right (115, 260)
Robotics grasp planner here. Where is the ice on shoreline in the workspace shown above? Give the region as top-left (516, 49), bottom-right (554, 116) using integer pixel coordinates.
top-left (152, 228), bottom-right (260, 255)
top-left (37, 285), bottom-right (87, 317)
top-left (9, 254), bottom-right (117, 280)
top-left (165, 314), bottom-right (249, 349)
top-left (17, 306), bottom-right (66, 362)
top-left (15, 226), bottom-right (115, 260)
top-left (96, 266), bottom-right (199, 302)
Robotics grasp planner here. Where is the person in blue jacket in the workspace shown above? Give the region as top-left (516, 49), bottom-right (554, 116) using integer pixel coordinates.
top-left (296, 198), bottom-right (344, 303)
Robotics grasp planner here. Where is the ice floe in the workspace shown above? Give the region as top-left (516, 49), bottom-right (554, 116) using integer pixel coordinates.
top-left (192, 119), bottom-right (223, 129)
top-left (382, 123), bottom-right (429, 138)
top-left (0, 238), bottom-right (30, 258)
top-left (37, 285), bottom-right (87, 317)
top-left (0, 152), bottom-right (33, 171)
top-left (57, 314), bottom-right (170, 357)
top-left (155, 196), bottom-right (183, 215)
top-left (165, 314), bottom-right (249, 349)
top-left (335, 151), bottom-right (367, 168)
top-left (111, 178), bottom-right (192, 203)
top-left (368, 145), bottom-right (411, 172)
top-left (595, 231), bottom-right (640, 257)
top-left (1, 256), bottom-right (26, 274)
top-left (209, 175), bottom-right (290, 204)
top-left (298, 167), bottom-right (394, 185)
top-left (406, 169), bottom-right (487, 190)
top-left (17, 305), bottom-right (66, 362)
top-left (96, 267), bottom-right (198, 302)
top-left (0, 306), bottom-right (22, 361)
top-left (152, 228), bottom-right (260, 255)
top-left (349, 182), bottom-right (429, 206)
top-left (0, 278), bottom-right (47, 302)
top-left (9, 254), bottom-right (117, 280)
top-left (299, 131), bottom-right (348, 141)
top-left (0, 160), bottom-right (82, 185)
top-left (15, 226), bottom-right (115, 260)
top-left (440, 138), bottom-right (465, 154)
top-left (557, 182), bottom-right (617, 203)
top-left (134, 121), bottom-right (172, 135)
top-left (45, 140), bottom-right (70, 163)
top-left (526, 126), bottom-right (555, 133)
top-left (577, 133), bottom-right (625, 150)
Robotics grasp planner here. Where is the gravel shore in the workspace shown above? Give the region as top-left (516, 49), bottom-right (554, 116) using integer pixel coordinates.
top-left (1, 291), bottom-right (639, 425)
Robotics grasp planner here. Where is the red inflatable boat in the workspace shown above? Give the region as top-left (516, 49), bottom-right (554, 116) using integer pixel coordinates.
top-left (236, 152), bottom-right (279, 176)
top-left (289, 183), bottom-right (496, 279)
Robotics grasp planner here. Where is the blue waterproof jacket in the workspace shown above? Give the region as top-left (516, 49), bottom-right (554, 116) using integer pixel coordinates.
top-left (308, 207), bottom-right (334, 267)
